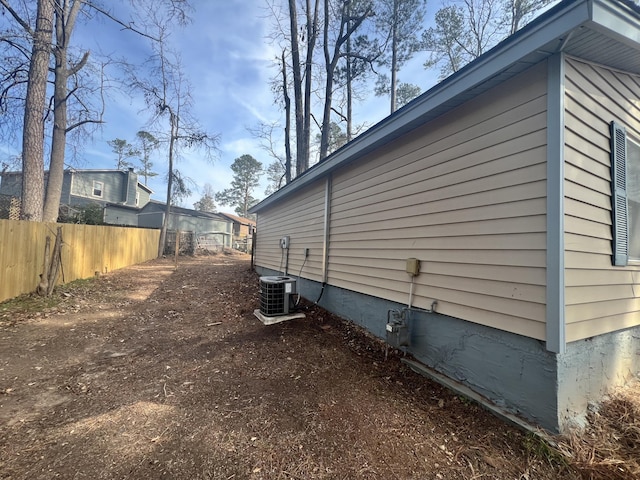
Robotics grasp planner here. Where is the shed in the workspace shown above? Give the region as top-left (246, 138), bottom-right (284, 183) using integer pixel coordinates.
top-left (249, 0), bottom-right (640, 433)
top-left (138, 200), bottom-right (233, 248)
top-left (217, 212), bottom-right (256, 251)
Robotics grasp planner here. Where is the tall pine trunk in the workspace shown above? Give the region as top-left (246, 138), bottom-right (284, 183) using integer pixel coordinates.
top-left (319, 0), bottom-right (337, 161)
top-left (21, 0), bottom-right (54, 221)
top-left (390, 0), bottom-right (399, 113)
top-left (346, 24), bottom-right (353, 142)
top-left (301, 0), bottom-right (318, 173)
top-left (281, 51), bottom-right (292, 184)
top-left (287, 0), bottom-right (304, 178)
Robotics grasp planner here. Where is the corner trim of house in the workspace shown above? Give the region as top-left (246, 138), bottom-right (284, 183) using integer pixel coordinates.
top-left (545, 52), bottom-right (566, 354)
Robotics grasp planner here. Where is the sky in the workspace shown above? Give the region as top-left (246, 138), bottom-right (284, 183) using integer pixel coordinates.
top-left (0, 0), bottom-right (442, 214)
top-left (75, 0), bottom-right (293, 213)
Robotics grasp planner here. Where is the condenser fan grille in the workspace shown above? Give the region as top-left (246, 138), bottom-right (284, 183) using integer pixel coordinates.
top-left (259, 276), bottom-right (296, 316)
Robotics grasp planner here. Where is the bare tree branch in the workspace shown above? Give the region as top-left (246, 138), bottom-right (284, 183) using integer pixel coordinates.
top-left (81, 1), bottom-right (160, 41)
top-left (0, 0), bottom-right (35, 35)
top-left (68, 50), bottom-right (90, 76)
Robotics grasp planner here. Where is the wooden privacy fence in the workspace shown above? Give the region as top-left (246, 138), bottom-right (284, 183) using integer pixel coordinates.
top-left (0, 219), bottom-right (160, 303)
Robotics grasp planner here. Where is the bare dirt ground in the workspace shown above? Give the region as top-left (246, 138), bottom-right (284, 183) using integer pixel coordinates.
top-left (0, 254), bottom-right (602, 479)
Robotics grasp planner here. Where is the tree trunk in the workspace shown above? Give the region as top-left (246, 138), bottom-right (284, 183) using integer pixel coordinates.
top-left (320, 1), bottom-right (370, 160)
top-left (21, 0), bottom-right (54, 222)
top-left (46, 226), bottom-right (63, 296)
top-left (158, 112), bottom-right (177, 257)
top-left (43, 46), bottom-right (68, 223)
top-left (319, 0), bottom-right (335, 161)
top-left (390, 0), bottom-right (399, 114)
top-left (287, 0), bottom-right (304, 178)
top-left (346, 16), bottom-right (353, 142)
top-left (43, 0), bottom-right (86, 223)
top-left (301, 0), bottom-right (319, 173)
top-left (37, 236), bottom-right (51, 296)
top-left (282, 50), bottom-right (292, 184)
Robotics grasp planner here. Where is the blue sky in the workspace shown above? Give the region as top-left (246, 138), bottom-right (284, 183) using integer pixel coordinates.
top-left (1, 0), bottom-right (440, 213)
top-left (77, 0), bottom-right (287, 212)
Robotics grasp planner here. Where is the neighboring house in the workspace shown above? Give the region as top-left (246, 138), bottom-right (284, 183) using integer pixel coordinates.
top-left (0, 169), bottom-right (234, 248)
top-left (250, 0), bottom-right (640, 433)
top-left (218, 212), bottom-right (256, 251)
top-left (0, 168), bottom-right (152, 225)
top-left (138, 200), bottom-right (232, 249)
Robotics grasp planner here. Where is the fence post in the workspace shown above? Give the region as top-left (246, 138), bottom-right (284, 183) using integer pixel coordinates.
top-left (174, 229), bottom-right (180, 270)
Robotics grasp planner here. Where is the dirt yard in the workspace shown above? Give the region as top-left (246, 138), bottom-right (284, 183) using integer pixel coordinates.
top-left (0, 254), bottom-right (581, 479)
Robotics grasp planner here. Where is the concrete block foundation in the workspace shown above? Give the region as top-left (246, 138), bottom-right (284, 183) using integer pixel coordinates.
top-left (255, 267), bottom-right (640, 433)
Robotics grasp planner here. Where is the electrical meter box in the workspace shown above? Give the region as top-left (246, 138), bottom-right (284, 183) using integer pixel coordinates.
top-left (386, 310), bottom-right (410, 348)
top-left (406, 258), bottom-right (420, 276)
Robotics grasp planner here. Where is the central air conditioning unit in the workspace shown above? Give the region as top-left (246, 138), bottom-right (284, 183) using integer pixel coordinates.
top-left (259, 276), bottom-right (297, 317)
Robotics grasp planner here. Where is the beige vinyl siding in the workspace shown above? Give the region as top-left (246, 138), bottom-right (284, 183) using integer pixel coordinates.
top-left (255, 180), bottom-right (325, 282)
top-left (564, 56), bottom-right (640, 342)
top-left (328, 61), bottom-right (549, 340)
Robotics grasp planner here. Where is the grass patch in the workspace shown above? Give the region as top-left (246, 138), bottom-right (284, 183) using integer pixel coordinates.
top-left (523, 432), bottom-right (570, 468)
top-left (0, 277), bottom-right (99, 317)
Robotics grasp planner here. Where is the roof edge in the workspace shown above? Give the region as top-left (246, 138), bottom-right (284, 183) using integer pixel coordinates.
top-left (251, 0), bottom-right (636, 214)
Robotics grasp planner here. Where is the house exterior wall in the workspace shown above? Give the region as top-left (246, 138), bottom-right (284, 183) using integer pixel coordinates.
top-left (326, 61), bottom-right (548, 340)
top-left (136, 203), bottom-right (232, 246)
top-left (254, 61), bottom-right (556, 428)
top-left (559, 324), bottom-right (640, 429)
top-left (71, 171), bottom-right (126, 204)
top-left (563, 56), bottom-right (640, 341)
top-left (255, 64), bottom-right (549, 339)
top-left (125, 170), bottom-right (137, 206)
top-left (104, 205), bottom-right (138, 226)
top-left (0, 173), bottom-right (22, 197)
top-left (0, 170), bottom-right (142, 212)
top-left (558, 56), bottom-right (640, 425)
top-left (138, 211), bottom-right (164, 229)
top-left (255, 180), bottom-right (326, 282)
top-left (137, 187), bottom-right (151, 207)
top-left (60, 173), bottom-right (72, 205)
top-left (251, 0), bottom-right (640, 434)
top-left (169, 214), bottom-right (232, 244)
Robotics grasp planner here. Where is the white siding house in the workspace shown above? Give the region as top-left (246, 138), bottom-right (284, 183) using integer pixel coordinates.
top-left (250, 0), bottom-right (640, 432)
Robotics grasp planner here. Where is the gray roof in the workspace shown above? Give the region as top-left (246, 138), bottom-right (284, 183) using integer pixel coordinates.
top-left (251, 0), bottom-right (640, 214)
top-left (141, 199), bottom-right (229, 221)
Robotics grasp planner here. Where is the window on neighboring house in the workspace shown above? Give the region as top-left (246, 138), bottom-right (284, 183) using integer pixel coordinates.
top-left (93, 181), bottom-right (103, 198)
top-left (610, 122), bottom-right (640, 265)
top-left (135, 191), bottom-right (140, 206)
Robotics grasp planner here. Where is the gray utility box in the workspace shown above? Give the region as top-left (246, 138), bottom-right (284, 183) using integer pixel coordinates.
top-left (386, 309), bottom-right (410, 348)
